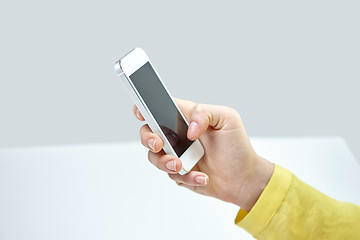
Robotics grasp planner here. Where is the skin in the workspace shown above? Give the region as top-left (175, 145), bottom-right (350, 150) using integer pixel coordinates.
top-left (133, 98), bottom-right (274, 212)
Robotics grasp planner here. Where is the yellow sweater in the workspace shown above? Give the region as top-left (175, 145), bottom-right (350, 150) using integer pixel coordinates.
top-left (235, 165), bottom-right (360, 239)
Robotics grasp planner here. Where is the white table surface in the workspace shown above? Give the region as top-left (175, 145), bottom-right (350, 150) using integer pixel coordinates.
top-left (0, 137), bottom-right (359, 240)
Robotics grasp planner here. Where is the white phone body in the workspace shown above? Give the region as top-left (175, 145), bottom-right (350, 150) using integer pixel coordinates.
top-left (114, 48), bottom-right (204, 175)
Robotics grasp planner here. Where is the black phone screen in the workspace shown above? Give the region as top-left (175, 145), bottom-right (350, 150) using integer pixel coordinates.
top-left (129, 62), bottom-right (193, 157)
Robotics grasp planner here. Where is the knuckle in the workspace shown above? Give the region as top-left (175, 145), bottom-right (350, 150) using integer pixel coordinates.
top-left (233, 108), bottom-right (241, 117)
top-left (193, 103), bottom-right (206, 115)
top-left (225, 107), bottom-right (242, 121)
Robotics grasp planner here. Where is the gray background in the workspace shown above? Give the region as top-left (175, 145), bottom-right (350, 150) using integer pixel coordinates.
top-left (0, 0), bottom-right (359, 161)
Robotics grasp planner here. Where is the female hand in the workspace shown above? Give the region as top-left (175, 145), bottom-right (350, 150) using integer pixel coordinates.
top-left (133, 98), bottom-right (274, 212)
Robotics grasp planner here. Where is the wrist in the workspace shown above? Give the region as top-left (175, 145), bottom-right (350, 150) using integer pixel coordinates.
top-left (234, 155), bottom-right (274, 212)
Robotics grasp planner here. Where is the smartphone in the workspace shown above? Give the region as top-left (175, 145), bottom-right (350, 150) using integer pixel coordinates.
top-left (114, 48), bottom-right (204, 175)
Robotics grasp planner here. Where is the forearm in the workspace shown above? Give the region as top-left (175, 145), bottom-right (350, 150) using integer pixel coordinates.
top-left (235, 165), bottom-right (360, 239)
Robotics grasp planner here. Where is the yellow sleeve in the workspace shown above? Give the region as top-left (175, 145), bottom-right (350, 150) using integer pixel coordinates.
top-left (235, 165), bottom-right (360, 239)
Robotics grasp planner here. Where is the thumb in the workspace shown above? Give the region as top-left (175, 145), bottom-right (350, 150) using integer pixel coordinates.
top-left (187, 104), bottom-right (241, 140)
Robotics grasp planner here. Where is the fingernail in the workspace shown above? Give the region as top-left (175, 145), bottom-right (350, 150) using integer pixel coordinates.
top-left (165, 160), bottom-right (177, 171)
top-left (136, 109), bottom-right (141, 119)
top-left (195, 175), bottom-right (208, 185)
top-left (188, 121), bottom-right (199, 139)
top-left (148, 138), bottom-right (156, 151)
